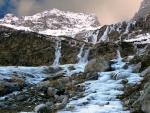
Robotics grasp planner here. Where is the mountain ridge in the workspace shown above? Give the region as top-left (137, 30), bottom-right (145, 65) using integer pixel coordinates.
top-left (0, 8), bottom-right (100, 39)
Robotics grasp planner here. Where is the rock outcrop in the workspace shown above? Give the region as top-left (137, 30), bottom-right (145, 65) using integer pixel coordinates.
top-left (132, 0), bottom-right (150, 21)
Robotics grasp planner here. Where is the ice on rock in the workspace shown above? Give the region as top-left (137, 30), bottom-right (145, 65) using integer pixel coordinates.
top-left (58, 50), bottom-right (143, 113)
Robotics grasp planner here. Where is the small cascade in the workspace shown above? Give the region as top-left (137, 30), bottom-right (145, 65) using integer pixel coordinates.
top-left (82, 48), bottom-right (90, 63)
top-left (92, 30), bottom-right (99, 44)
top-left (136, 44), bottom-right (148, 56)
top-left (124, 22), bottom-right (131, 34)
top-left (77, 43), bottom-right (90, 63)
top-left (98, 26), bottom-right (109, 43)
top-left (77, 43), bottom-right (85, 63)
top-left (53, 41), bottom-right (61, 67)
top-left (116, 50), bottom-right (122, 61)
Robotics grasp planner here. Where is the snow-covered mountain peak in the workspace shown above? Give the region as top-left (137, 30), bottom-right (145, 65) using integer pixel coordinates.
top-left (0, 8), bottom-right (100, 37)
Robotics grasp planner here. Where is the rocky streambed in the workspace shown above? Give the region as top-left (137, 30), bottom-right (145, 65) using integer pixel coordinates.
top-left (0, 51), bottom-right (148, 113)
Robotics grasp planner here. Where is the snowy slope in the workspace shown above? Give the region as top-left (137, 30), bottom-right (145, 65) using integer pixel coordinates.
top-left (124, 33), bottom-right (150, 44)
top-left (0, 9), bottom-right (100, 37)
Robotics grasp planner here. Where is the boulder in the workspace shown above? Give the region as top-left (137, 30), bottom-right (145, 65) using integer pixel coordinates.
top-left (34, 104), bottom-right (51, 113)
top-left (84, 57), bottom-right (110, 73)
top-left (47, 87), bottom-right (59, 97)
top-left (140, 66), bottom-right (150, 77)
top-left (16, 95), bottom-right (28, 102)
top-left (54, 103), bottom-right (66, 110)
top-left (85, 72), bottom-right (98, 81)
top-left (116, 72), bottom-right (131, 80)
top-left (132, 62), bottom-right (141, 73)
top-left (139, 82), bottom-right (150, 112)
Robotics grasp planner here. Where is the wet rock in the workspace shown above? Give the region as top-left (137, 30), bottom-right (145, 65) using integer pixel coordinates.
top-left (116, 72), bottom-right (130, 80)
top-left (34, 104), bottom-right (51, 113)
top-left (0, 81), bottom-right (24, 96)
top-left (85, 72), bottom-right (98, 81)
top-left (123, 63), bottom-right (129, 69)
top-left (54, 103), bottom-right (66, 110)
top-left (139, 82), bottom-right (150, 112)
top-left (17, 95), bottom-right (28, 102)
top-left (10, 104), bottom-right (18, 109)
top-left (122, 79), bottom-right (128, 84)
top-left (36, 81), bottom-right (51, 88)
top-left (56, 89), bottom-right (65, 96)
top-left (43, 71), bottom-right (66, 80)
top-left (0, 101), bottom-right (10, 108)
top-left (84, 57), bottom-right (110, 73)
top-left (140, 66), bottom-right (150, 77)
top-left (132, 62), bottom-right (141, 73)
top-left (62, 96), bottom-right (68, 104)
top-left (38, 86), bottom-right (48, 93)
top-left (47, 87), bottom-right (59, 97)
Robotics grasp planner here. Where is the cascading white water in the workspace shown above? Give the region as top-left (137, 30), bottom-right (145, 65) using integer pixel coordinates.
top-left (53, 41), bottom-right (61, 67)
top-left (77, 43), bottom-right (90, 63)
top-left (98, 26), bottom-right (109, 43)
top-left (77, 43), bottom-right (85, 63)
top-left (92, 30), bottom-right (99, 44)
top-left (82, 49), bottom-right (90, 63)
top-left (124, 22), bottom-right (131, 34)
top-left (116, 50), bottom-right (122, 60)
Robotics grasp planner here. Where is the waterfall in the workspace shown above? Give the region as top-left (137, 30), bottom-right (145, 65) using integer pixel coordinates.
top-left (53, 41), bottom-right (61, 67)
top-left (82, 49), bottom-right (90, 63)
top-left (124, 22), bottom-right (131, 34)
top-left (92, 30), bottom-right (99, 44)
top-left (77, 43), bottom-right (90, 63)
top-left (98, 26), bottom-right (109, 43)
top-left (77, 43), bottom-right (85, 63)
top-left (116, 50), bottom-right (122, 60)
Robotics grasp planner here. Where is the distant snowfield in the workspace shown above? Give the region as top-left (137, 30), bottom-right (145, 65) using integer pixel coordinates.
top-left (0, 9), bottom-right (101, 39)
top-left (0, 23), bottom-right (101, 38)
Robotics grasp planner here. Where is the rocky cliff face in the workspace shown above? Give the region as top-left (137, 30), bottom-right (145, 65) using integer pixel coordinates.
top-left (0, 25), bottom-right (92, 66)
top-left (1, 9), bottom-right (150, 66)
top-left (132, 0), bottom-right (150, 21)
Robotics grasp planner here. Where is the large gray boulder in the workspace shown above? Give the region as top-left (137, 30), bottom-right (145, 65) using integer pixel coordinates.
top-left (84, 57), bottom-right (110, 73)
top-left (132, 62), bottom-right (141, 73)
top-left (34, 104), bottom-right (51, 113)
top-left (140, 82), bottom-right (150, 113)
top-left (85, 72), bottom-right (98, 81)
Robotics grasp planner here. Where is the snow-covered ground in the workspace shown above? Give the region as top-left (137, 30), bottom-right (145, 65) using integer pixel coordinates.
top-left (124, 33), bottom-right (150, 44)
top-left (0, 66), bottom-right (49, 84)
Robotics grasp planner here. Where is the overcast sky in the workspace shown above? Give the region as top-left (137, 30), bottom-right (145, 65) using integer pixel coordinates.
top-left (0, 0), bottom-right (142, 25)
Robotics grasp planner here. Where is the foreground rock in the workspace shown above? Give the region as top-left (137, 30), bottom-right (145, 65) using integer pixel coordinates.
top-left (84, 57), bottom-right (110, 73)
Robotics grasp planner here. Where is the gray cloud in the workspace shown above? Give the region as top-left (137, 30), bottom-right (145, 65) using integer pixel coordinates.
top-left (5, 0), bottom-right (143, 25)
top-left (0, 0), bottom-right (5, 7)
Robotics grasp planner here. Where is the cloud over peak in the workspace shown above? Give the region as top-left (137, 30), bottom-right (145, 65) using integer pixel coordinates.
top-left (0, 0), bottom-right (142, 25)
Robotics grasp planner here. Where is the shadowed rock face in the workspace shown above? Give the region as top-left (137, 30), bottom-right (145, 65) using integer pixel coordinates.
top-left (0, 25), bottom-right (88, 66)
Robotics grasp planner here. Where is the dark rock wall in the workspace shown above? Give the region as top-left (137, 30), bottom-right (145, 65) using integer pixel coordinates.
top-left (0, 26), bottom-right (86, 66)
